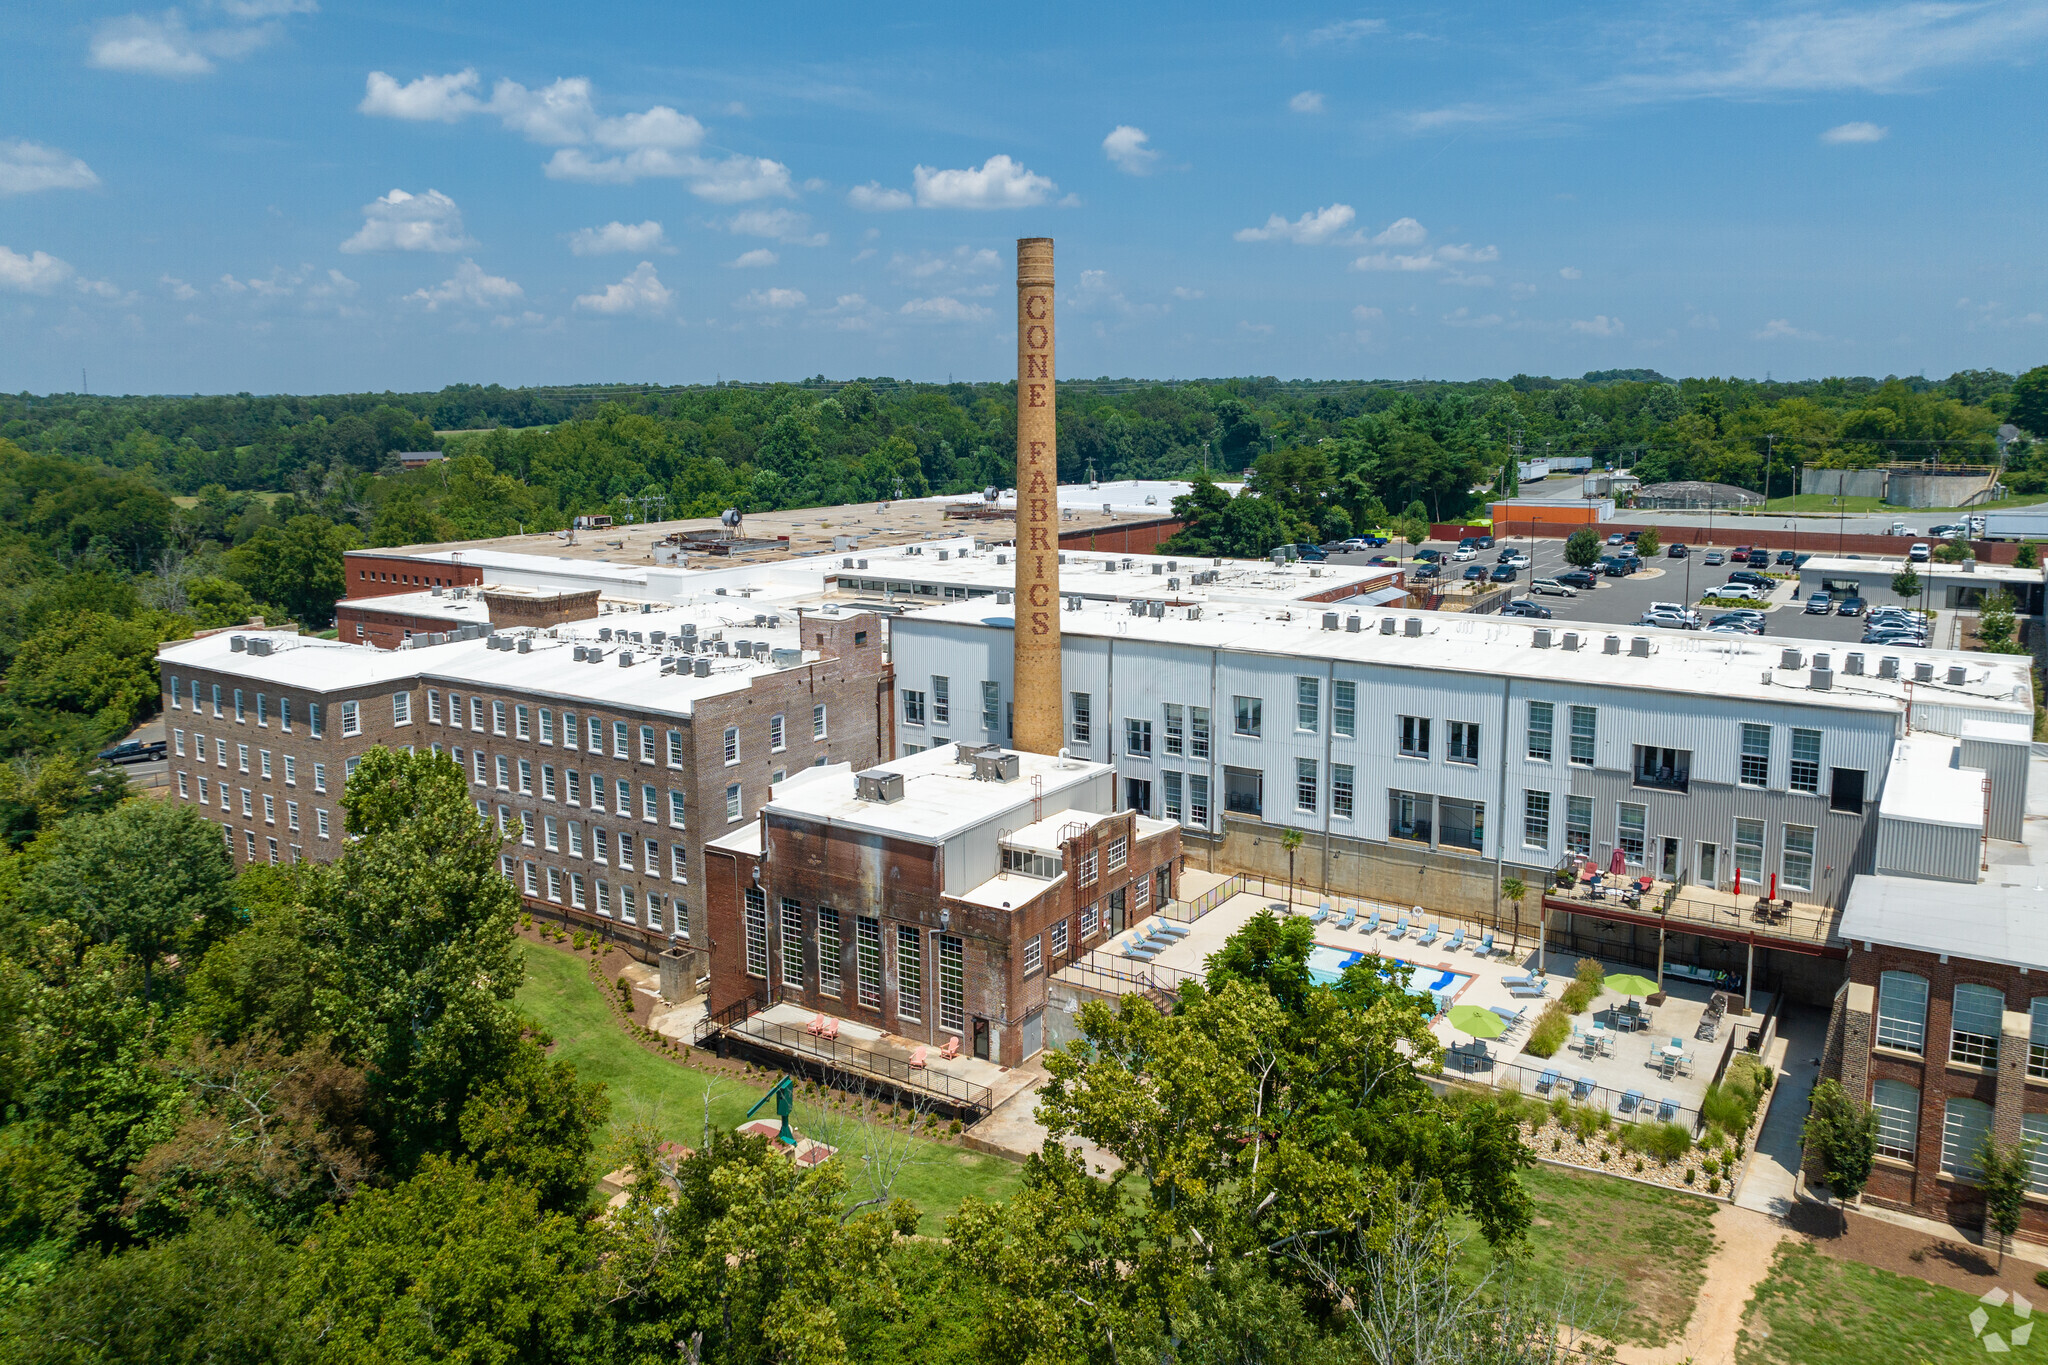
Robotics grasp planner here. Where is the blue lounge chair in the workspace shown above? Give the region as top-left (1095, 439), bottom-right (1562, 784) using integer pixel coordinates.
top-left (1334, 907), bottom-right (1357, 931)
top-left (1388, 916), bottom-right (1410, 940)
top-left (1446, 926), bottom-right (1466, 952)
top-left (1572, 1076), bottom-right (1596, 1101)
top-left (1657, 1098), bottom-right (1679, 1123)
top-left (1535, 1068), bottom-right (1560, 1096)
top-left (1151, 919), bottom-right (1191, 940)
top-left (1620, 1089), bottom-right (1644, 1117)
top-left (1122, 942), bottom-right (1161, 962)
top-left (1475, 929), bottom-right (1494, 956)
top-left (1488, 1005), bottom-right (1526, 1031)
top-left (1502, 971), bottom-right (1536, 987)
top-left (1362, 910), bottom-right (1381, 935)
top-left (1417, 923), bottom-right (1440, 948)
top-left (1308, 903), bottom-right (1330, 925)
top-left (1507, 981), bottom-right (1548, 999)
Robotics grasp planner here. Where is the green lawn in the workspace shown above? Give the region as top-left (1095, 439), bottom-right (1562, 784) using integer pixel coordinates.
top-left (1736, 1240), bottom-right (2026, 1364)
top-left (1454, 1164), bottom-right (1720, 1347)
top-left (1748, 492), bottom-right (2048, 516)
top-left (513, 940), bottom-right (1024, 1232)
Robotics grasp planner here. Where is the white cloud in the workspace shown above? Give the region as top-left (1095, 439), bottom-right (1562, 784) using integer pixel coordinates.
top-left (726, 207), bottom-right (825, 245)
top-left (1235, 203), bottom-right (1357, 244)
top-left (1372, 216), bottom-right (1427, 246)
top-left (739, 287), bottom-right (808, 310)
top-left (160, 274), bottom-right (198, 300)
top-left (1821, 120), bottom-right (1888, 144)
top-left (0, 246), bottom-right (74, 294)
top-left (1753, 317), bottom-right (1824, 341)
top-left (848, 181), bottom-right (914, 211)
top-left (359, 69), bottom-right (482, 121)
top-left (1173, 285), bottom-right (1205, 300)
top-left (593, 105), bottom-right (704, 150)
top-left (1352, 251), bottom-right (1439, 271)
top-left (913, 155), bottom-right (1057, 209)
top-left (1353, 237), bottom-right (1500, 279)
top-left (899, 296), bottom-right (992, 322)
top-left (0, 140), bottom-right (100, 195)
top-left (407, 259), bottom-right (523, 311)
top-left (727, 248), bottom-right (778, 268)
top-left (1102, 125), bottom-right (1159, 175)
top-left (340, 188), bottom-right (472, 253)
top-left (541, 147), bottom-right (695, 183)
top-left (1289, 90), bottom-right (1326, 114)
top-left (890, 246), bottom-right (1000, 282)
top-left (575, 261), bottom-right (672, 315)
top-left (1558, 266), bottom-right (1583, 280)
top-left (568, 220), bottom-right (668, 256)
top-left (212, 264), bottom-right (358, 310)
top-left (89, 6), bottom-right (305, 77)
top-left (1306, 18), bottom-right (1386, 45)
top-left (1436, 243), bottom-right (1499, 263)
top-left (1569, 314), bottom-right (1623, 336)
top-left (685, 155), bottom-right (795, 203)
top-left (1352, 305), bottom-right (1383, 320)
top-left (485, 76), bottom-right (600, 144)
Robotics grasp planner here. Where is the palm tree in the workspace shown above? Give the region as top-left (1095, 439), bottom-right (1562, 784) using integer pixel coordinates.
top-left (1500, 875), bottom-right (1525, 940)
top-left (1280, 827), bottom-right (1304, 906)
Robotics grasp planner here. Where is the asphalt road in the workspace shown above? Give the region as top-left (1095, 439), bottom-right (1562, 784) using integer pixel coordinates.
top-left (1326, 538), bottom-right (1948, 645)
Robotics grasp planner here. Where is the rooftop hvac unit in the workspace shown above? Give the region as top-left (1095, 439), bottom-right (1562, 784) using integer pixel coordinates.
top-left (1878, 655), bottom-right (1899, 679)
top-left (858, 559), bottom-right (869, 570)
top-left (1152, 562), bottom-right (1163, 575)
top-left (938, 550), bottom-right (949, 561)
top-left (251, 638), bottom-right (273, 657)
top-left (431, 585), bottom-right (443, 597)
top-left (1813, 651), bottom-right (1830, 672)
top-left (1914, 660), bottom-right (1934, 683)
top-left (1810, 667), bottom-right (1833, 690)
top-left (641, 603), bottom-right (652, 614)
top-left (1629, 637), bottom-right (1650, 658)
top-left (680, 623), bottom-right (697, 637)
top-left (1532, 628), bottom-right (1553, 648)
top-left (1404, 617), bottom-right (1423, 638)
top-left (632, 630), bottom-right (645, 643)
top-left (1057, 553), bottom-right (1066, 564)
top-left (767, 615), bottom-right (780, 628)
top-left (1168, 577), bottom-right (1180, 590)
top-left (843, 558), bottom-right (855, 569)
top-left (516, 637), bottom-right (531, 654)
top-left (1214, 558), bottom-right (1223, 566)
top-left (1947, 664), bottom-right (1968, 685)
top-left (770, 647), bottom-right (801, 667)
top-left (599, 627), bottom-right (613, 642)
top-left (1603, 634), bottom-right (1621, 655)
top-left (736, 641), bottom-right (753, 658)
top-left (693, 658), bottom-right (710, 677)
top-left (1310, 567), bottom-right (1323, 578)
top-left (1167, 560), bottom-right (1177, 571)
top-left (650, 630), bottom-right (665, 645)
top-left (997, 590), bottom-right (1012, 604)
top-left (1347, 615), bottom-right (1362, 633)
top-left (619, 650), bottom-right (636, 667)
top-left (230, 635), bottom-right (247, 652)
top-left (997, 554), bottom-right (1008, 566)
top-left (1380, 617), bottom-right (1397, 635)
top-left (1149, 601), bottom-right (1165, 619)
top-left (1779, 648), bottom-right (1803, 671)
top-left (1323, 612), bottom-right (1340, 631)
top-left (714, 640), bottom-right (729, 655)
top-left (428, 632), bottom-right (445, 646)
top-left (971, 750), bottom-right (1020, 783)
top-left (855, 769), bottom-right (905, 803)
top-left (587, 649), bottom-right (605, 665)
top-left (714, 588), bottom-right (727, 596)
top-left (1122, 558), bottom-right (1134, 569)
top-left (753, 614), bottom-right (766, 627)
top-left (1562, 631), bottom-right (1581, 651)
top-left (1844, 652), bottom-right (1865, 675)
top-left (1067, 595), bottom-right (1082, 611)
top-left (1188, 606), bottom-right (1202, 620)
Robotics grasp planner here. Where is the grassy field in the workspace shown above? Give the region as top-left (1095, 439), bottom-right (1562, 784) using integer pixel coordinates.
top-left (513, 940), bottom-right (1024, 1232)
top-left (1454, 1164), bottom-right (1720, 1347)
top-left (1748, 492), bottom-right (2048, 516)
top-left (1735, 1240), bottom-right (2022, 1364)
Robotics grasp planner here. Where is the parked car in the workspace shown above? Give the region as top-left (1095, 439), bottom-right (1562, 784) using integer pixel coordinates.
top-left (1776, 550), bottom-right (1799, 566)
top-left (1732, 545), bottom-right (1752, 558)
top-left (1708, 613), bottom-right (1764, 634)
top-left (1704, 583), bottom-right (1769, 601)
top-left (1342, 534), bottom-right (1389, 548)
top-left (1600, 558), bottom-right (1636, 576)
top-left (1648, 602), bottom-right (1700, 623)
top-left (1473, 535), bottom-right (1495, 549)
top-left (1488, 564), bottom-right (1519, 583)
top-left (1667, 542), bottom-right (1688, 559)
top-left (1414, 548), bottom-right (1442, 561)
top-left (1606, 532), bottom-right (1627, 546)
top-left (1557, 569), bottom-right (1600, 589)
top-left (1529, 577), bottom-right (1577, 597)
top-left (1836, 596), bottom-right (1866, 616)
top-left (1623, 529), bottom-right (1642, 543)
top-left (1457, 537), bottom-right (1479, 549)
top-left (1452, 546), bottom-right (1477, 561)
top-left (1638, 611), bottom-right (1697, 631)
top-left (1502, 551), bottom-right (1531, 569)
top-left (1729, 571), bottom-right (1775, 590)
top-left (1463, 565), bottom-right (1488, 581)
top-left (1703, 550), bottom-right (1726, 566)
top-left (1411, 563), bottom-right (1441, 580)
top-left (1803, 592), bottom-right (1833, 614)
top-left (1908, 542), bottom-right (1931, 562)
top-left (1503, 599), bottom-right (1552, 619)
top-left (1929, 523), bottom-right (1967, 539)
top-left (1367, 554), bottom-right (1400, 567)
top-left (1745, 550), bottom-right (1769, 568)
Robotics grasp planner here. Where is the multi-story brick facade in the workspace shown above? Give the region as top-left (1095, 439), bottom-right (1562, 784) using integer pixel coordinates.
top-left (158, 608), bottom-right (891, 955)
top-left (704, 745), bottom-right (1182, 1066)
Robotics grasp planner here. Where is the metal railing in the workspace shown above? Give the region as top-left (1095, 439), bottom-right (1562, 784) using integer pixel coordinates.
top-left (694, 993), bottom-right (756, 1045)
top-left (1438, 1051), bottom-right (1703, 1132)
top-left (726, 1013), bottom-right (995, 1113)
top-left (1056, 955), bottom-right (1202, 1003)
top-left (1160, 872), bottom-right (1247, 924)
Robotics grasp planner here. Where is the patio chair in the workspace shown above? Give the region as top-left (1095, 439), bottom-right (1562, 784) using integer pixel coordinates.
top-left (1388, 915), bottom-right (1410, 940)
top-left (1334, 907), bottom-right (1357, 932)
top-left (1535, 1069), bottom-right (1561, 1096)
top-left (1152, 919), bottom-right (1191, 940)
top-left (908, 1045), bottom-right (928, 1069)
top-left (1677, 1053), bottom-right (1695, 1077)
top-left (1507, 981), bottom-right (1548, 999)
top-left (819, 1018), bottom-right (840, 1041)
top-left (940, 1035), bottom-right (961, 1060)
top-left (1656, 1098), bottom-right (1679, 1123)
top-left (1475, 929), bottom-right (1495, 956)
top-left (1417, 923), bottom-right (1440, 948)
top-left (805, 1013), bottom-right (828, 1036)
top-left (1122, 942), bottom-right (1161, 962)
top-left (1502, 970), bottom-right (1535, 986)
top-left (1362, 910), bottom-right (1382, 935)
top-left (1572, 1076), bottom-right (1596, 1101)
top-left (1309, 903), bottom-right (1331, 925)
top-left (1620, 1089), bottom-right (1644, 1117)
top-left (1488, 1005), bottom-right (1526, 1031)
top-left (1446, 926), bottom-right (1467, 952)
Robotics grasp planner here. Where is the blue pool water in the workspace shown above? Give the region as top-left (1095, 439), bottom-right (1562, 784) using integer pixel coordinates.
top-left (1306, 944), bottom-right (1472, 1007)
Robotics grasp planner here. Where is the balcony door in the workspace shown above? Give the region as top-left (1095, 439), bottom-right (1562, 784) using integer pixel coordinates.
top-left (1697, 841), bottom-right (1718, 889)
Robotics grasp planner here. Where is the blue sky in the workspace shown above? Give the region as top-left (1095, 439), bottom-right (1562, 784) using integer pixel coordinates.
top-left (3, 2), bottom-right (2046, 394)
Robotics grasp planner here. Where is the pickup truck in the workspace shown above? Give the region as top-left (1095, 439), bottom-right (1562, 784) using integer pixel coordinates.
top-left (96, 739), bottom-right (167, 765)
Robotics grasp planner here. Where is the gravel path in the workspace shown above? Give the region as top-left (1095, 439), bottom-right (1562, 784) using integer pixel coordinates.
top-left (1610, 1204), bottom-right (1789, 1365)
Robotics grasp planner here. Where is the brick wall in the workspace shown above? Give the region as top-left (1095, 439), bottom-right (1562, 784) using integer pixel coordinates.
top-left (334, 603), bottom-right (469, 650)
top-left (1057, 517), bottom-right (1183, 555)
top-left (343, 552), bottom-right (482, 597)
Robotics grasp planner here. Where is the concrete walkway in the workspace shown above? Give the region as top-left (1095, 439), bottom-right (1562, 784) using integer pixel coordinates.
top-left (1736, 1002), bottom-right (1829, 1218)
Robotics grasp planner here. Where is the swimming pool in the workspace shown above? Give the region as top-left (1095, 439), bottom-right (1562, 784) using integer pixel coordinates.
top-left (1306, 944), bottom-right (1473, 1007)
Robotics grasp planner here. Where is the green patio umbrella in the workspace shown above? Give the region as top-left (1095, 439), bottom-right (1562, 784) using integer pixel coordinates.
top-left (1605, 973), bottom-right (1659, 1002)
top-left (1445, 1004), bottom-right (1507, 1039)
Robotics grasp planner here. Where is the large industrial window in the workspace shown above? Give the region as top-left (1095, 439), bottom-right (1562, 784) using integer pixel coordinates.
top-left (1389, 790), bottom-right (1432, 844)
top-left (769, 715), bottom-right (785, 753)
top-left (1333, 681), bottom-right (1356, 738)
top-left (856, 918), bottom-right (883, 1010)
top-left (937, 933), bottom-right (964, 1032)
top-left (1070, 692), bottom-right (1091, 746)
top-left (1125, 718), bottom-right (1152, 757)
top-left (587, 716), bottom-right (605, 751)
top-left (1188, 773), bottom-right (1211, 826)
top-left (980, 681), bottom-right (999, 732)
top-left (1163, 770), bottom-right (1183, 821)
top-left (931, 676), bottom-right (950, 725)
top-left (1781, 824), bottom-right (1815, 892)
top-left (1106, 836), bottom-right (1128, 872)
top-left (1233, 696), bottom-right (1262, 737)
top-left (818, 908), bottom-right (842, 995)
top-left (1872, 1079), bottom-right (1919, 1162)
top-left (1568, 706), bottom-right (1596, 766)
top-left (1789, 729), bottom-right (1822, 794)
top-left (1951, 983), bottom-right (2005, 1068)
top-left (1617, 803), bottom-right (1645, 865)
top-left (639, 725), bottom-right (655, 762)
top-left (1294, 759), bottom-right (1318, 813)
top-left (1189, 706), bottom-right (1211, 759)
top-left (614, 721), bottom-right (630, 758)
top-left (1399, 715), bottom-right (1430, 758)
top-left (2031, 999), bottom-right (2048, 1080)
top-left (1523, 791), bottom-right (1551, 850)
top-left (1875, 971), bottom-right (1928, 1054)
top-left (516, 705), bottom-right (531, 740)
top-left (2026, 1115), bottom-right (2048, 1194)
top-left (340, 701), bottom-right (360, 737)
top-left (1295, 677), bottom-right (1319, 733)
top-left (901, 689), bottom-right (926, 726)
top-left (1023, 934), bottom-right (1042, 976)
top-left (1447, 721), bottom-right (1480, 764)
top-left (1942, 1098), bottom-right (1992, 1181)
top-left (1733, 818), bottom-right (1765, 888)
top-left (1739, 723), bottom-right (1771, 787)
top-left (1565, 796), bottom-right (1592, 857)
top-left (1223, 767), bottom-right (1262, 817)
top-left (1332, 764), bottom-right (1354, 820)
top-left (493, 700), bottom-right (508, 735)
top-left (780, 899), bottom-right (805, 990)
top-left (1163, 705), bottom-right (1184, 756)
top-left (897, 926), bottom-right (923, 1022)
top-left (743, 887), bottom-right (768, 979)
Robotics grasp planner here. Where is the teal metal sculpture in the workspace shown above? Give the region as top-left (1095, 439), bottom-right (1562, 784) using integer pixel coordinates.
top-left (745, 1074), bottom-right (797, 1146)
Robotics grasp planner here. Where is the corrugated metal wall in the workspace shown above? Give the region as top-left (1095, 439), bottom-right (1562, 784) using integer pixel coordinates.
top-left (1875, 814), bottom-right (1981, 883)
top-left (1959, 734), bottom-right (2028, 843)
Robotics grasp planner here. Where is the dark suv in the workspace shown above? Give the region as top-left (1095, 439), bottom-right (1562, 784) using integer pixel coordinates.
top-left (1557, 569), bottom-right (1600, 589)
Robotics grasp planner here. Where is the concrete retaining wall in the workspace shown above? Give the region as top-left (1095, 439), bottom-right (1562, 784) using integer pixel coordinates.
top-left (1800, 468), bottom-right (1890, 499)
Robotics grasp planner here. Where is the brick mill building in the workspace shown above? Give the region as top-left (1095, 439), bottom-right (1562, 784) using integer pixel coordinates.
top-left (704, 744), bottom-right (1182, 1065)
top-left (154, 606), bottom-right (891, 954)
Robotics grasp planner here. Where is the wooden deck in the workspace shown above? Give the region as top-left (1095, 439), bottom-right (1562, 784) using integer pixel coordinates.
top-left (1542, 878), bottom-right (1845, 958)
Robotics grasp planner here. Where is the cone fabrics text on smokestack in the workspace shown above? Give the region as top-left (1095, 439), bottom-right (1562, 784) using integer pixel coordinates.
top-left (1011, 237), bottom-right (1062, 756)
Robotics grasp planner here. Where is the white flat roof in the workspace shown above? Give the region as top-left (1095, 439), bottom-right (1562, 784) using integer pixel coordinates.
top-left (762, 744), bottom-right (1111, 844)
top-left (828, 544), bottom-right (1398, 605)
top-left (1877, 734), bottom-right (1986, 829)
top-left (955, 872), bottom-right (1056, 910)
top-left (1007, 807), bottom-right (1111, 851)
top-left (1800, 554), bottom-right (2046, 586)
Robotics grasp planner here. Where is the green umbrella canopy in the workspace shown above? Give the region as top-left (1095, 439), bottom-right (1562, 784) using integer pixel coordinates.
top-left (1606, 974), bottom-right (1659, 999)
top-left (1446, 1004), bottom-right (1507, 1038)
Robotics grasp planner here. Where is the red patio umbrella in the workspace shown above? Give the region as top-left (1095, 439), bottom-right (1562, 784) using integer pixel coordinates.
top-left (1609, 846), bottom-right (1627, 876)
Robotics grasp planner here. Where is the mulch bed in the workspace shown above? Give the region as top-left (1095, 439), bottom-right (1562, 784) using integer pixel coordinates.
top-left (1786, 1199), bottom-right (2044, 1298)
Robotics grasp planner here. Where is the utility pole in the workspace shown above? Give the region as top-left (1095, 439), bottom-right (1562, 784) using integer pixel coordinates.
top-left (1764, 433), bottom-right (1778, 510)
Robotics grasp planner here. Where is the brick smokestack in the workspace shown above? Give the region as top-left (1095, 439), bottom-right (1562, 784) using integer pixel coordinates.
top-left (1011, 237), bottom-right (1061, 756)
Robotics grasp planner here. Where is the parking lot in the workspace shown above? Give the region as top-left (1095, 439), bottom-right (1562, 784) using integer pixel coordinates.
top-left (1325, 535), bottom-right (1947, 645)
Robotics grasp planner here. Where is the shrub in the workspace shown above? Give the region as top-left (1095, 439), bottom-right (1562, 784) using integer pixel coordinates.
top-left (1709, 1176), bottom-right (1723, 1193)
top-left (617, 976), bottom-right (634, 1008)
top-left (2035, 1268), bottom-right (2048, 1291)
top-left (1633, 1158), bottom-right (1645, 1174)
top-left (1560, 980), bottom-right (1596, 1015)
top-left (1556, 1100), bottom-right (1609, 1140)
top-left (1525, 1002), bottom-right (1571, 1057)
top-left (1683, 1167), bottom-right (1695, 1184)
top-left (1574, 957), bottom-right (1606, 992)
top-left (1621, 1121), bottom-right (1693, 1162)
top-left (571, 929), bottom-right (587, 951)
top-left (948, 1119), bottom-right (961, 1136)
top-left (1703, 1054), bottom-right (1775, 1140)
